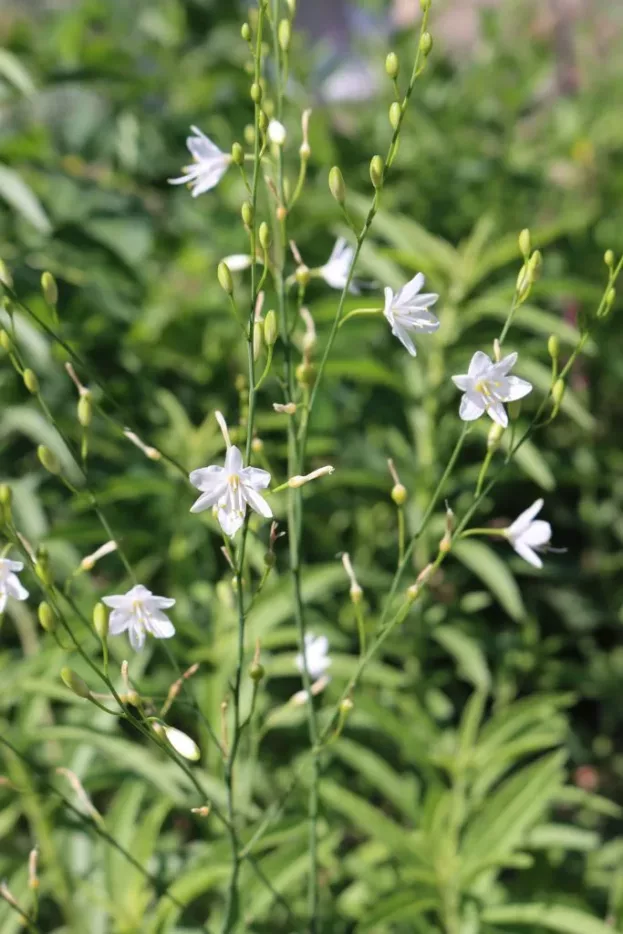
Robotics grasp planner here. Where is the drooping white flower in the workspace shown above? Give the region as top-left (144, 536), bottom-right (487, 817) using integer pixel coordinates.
top-left (319, 238), bottom-right (358, 292)
top-left (383, 273), bottom-right (440, 356)
top-left (168, 126), bottom-right (231, 197)
top-left (296, 632), bottom-right (331, 680)
top-left (102, 584), bottom-right (175, 651)
top-left (189, 445), bottom-right (272, 537)
top-left (452, 350), bottom-right (532, 428)
top-left (267, 119), bottom-right (287, 146)
top-left (0, 558), bottom-right (29, 613)
top-left (505, 499), bottom-right (552, 569)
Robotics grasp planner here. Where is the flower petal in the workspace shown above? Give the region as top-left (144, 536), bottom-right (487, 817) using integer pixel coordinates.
top-left (225, 445), bottom-right (243, 476)
top-left (218, 505), bottom-right (245, 537)
top-left (102, 594), bottom-right (129, 609)
top-left (495, 351), bottom-right (518, 376)
top-left (187, 127), bottom-right (222, 159)
top-left (152, 596), bottom-right (176, 610)
top-left (508, 499), bottom-right (544, 538)
top-left (5, 574), bottom-right (28, 601)
top-left (2, 559), bottom-right (23, 572)
top-left (129, 624), bottom-right (146, 651)
top-left (190, 160), bottom-right (229, 196)
top-left (394, 272), bottom-right (424, 304)
top-left (383, 286), bottom-right (395, 322)
top-left (240, 466), bottom-right (271, 490)
top-left (189, 465), bottom-right (225, 491)
top-left (468, 351), bottom-right (493, 378)
top-left (459, 391), bottom-right (486, 421)
top-left (452, 374), bottom-right (470, 391)
top-left (0, 592), bottom-right (6, 613)
top-left (487, 400), bottom-right (508, 428)
top-left (512, 540), bottom-right (543, 569)
top-left (503, 375), bottom-right (533, 402)
top-left (190, 487), bottom-right (226, 514)
top-left (145, 613), bottom-right (175, 639)
top-left (520, 519), bottom-right (551, 548)
top-left (108, 610), bottom-right (132, 635)
top-left (391, 323), bottom-right (417, 356)
top-left (242, 486), bottom-right (273, 519)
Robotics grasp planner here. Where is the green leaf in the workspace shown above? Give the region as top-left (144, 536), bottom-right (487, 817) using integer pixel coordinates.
top-left (331, 737), bottom-right (419, 820)
top-left (519, 357), bottom-right (595, 430)
top-left (453, 539), bottom-right (526, 621)
top-left (0, 49), bottom-right (36, 96)
top-left (0, 164), bottom-right (51, 233)
top-left (505, 435), bottom-right (556, 491)
top-left (526, 823), bottom-right (600, 852)
top-left (359, 893), bottom-right (439, 928)
top-left (433, 626), bottom-right (491, 691)
top-left (482, 903), bottom-right (618, 934)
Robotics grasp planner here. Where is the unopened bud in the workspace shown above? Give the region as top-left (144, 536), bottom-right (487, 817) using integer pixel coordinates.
top-left (286, 0), bottom-right (296, 12)
top-left (605, 288), bottom-right (616, 313)
top-left (278, 18), bottom-right (291, 51)
top-left (241, 22), bottom-right (251, 41)
top-left (253, 323), bottom-right (264, 361)
top-left (249, 661), bottom-right (265, 682)
top-left (251, 436), bottom-right (263, 453)
top-left (35, 546), bottom-right (53, 587)
top-left (419, 32), bottom-right (433, 55)
top-left (23, 369), bottom-right (39, 394)
top-left (0, 484), bottom-right (11, 507)
top-left (217, 262), bottom-right (234, 295)
top-left (38, 445), bottom-right (60, 475)
top-left (487, 422), bottom-right (504, 450)
top-left (41, 271), bottom-right (58, 305)
top-left (518, 229), bottom-right (531, 259)
top-left (552, 378), bottom-right (565, 406)
top-left (61, 667), bottom-right (91, 699)
top-left (604, 249), bottom-right (614, 268)
top-left (77, 392), bottom-right (92, 427)
top-left (264, 309), bottom-right (277, 346)
top-left (273, 402), bottom-right (296, 415)
top-left (258, 110), bottom-right (269, 133)
top-left (528, 250), bottom-right (542, 278)
top-left (263, 550), bottom-right (276, 568)
top-left (288, 465), bottom-right (334, 488)
top-left (259, 222), bottom-right (271, 251)
top-left (28, 848), bottom-right (39, 891)
top-left (163, 725), bottom-right (200, 761)
top-left (241, 201), bottom-right (253, 227)
top-left (391, 483), bottom-right (407, 506)
top-left (339, 697), bottom-right (354, 715)
top-left (329, 166), bottom-right (346, 204)
top-left (0, 329), bottom-right (11, 351)
top-left (295, 264), bottom-right (310, 287)
top-left (38, 601), bottom-right (56, 633)
top-left (369, 155), bottom-right (384, 189)
top-left (420, 0), bottom-right (430, 9)
top-left (93, 602), bottom-right (109, 640)
top-left (389, 101), bottom-right (401, 130)
top-left (385, 52), bottom-right (399, 79)
top-left (547, 335), bottom-right (559, 360)
top-left (516, 263), bottom-right (530, 297)
top-left (250, 82), bottom-right (262, 103)
top-left (231, 142), bottom-right (244, 165)
top-left (296, 361), bottom-right (316, 387)
top-left (244, 124), bottom-right (255, 146)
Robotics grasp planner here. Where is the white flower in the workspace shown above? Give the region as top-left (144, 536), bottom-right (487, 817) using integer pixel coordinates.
top-left (0, 558), bottom-right (28, 613)
top-left (320, 238), bottom-right (358, 292)
top-left (267, 119), bottom-right (287, 146)
top-left (102, 584), bottom-right (175, 651)
top-left (189, 445), bottom-right (272, 537)
top-left (168, 126), bottom-right (230, 197)
top-left (506, 499), bottom-right (552, 569)
top-left (296, 633), bottom-right (331, 680)
top-left (452, 350), bottom-right (532, 428)
top-left (383, 272), bottom-right (440, 356)
top-left (163, 726), bottom-right (200, 761)
top-left (222, 254), bottom-right (253, 271)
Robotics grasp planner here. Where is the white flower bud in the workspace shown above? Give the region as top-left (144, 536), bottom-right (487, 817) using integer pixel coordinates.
top-left (163, 726), bottom-right (200, 761)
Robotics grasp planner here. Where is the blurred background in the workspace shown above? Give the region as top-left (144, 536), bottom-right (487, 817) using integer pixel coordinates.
top-left (1, 0), bottom-right (623, 930)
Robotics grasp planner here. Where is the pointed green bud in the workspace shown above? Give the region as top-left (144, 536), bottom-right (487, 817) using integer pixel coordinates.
top-left (23, 369), bottom-right (39, 394)
top-left (249, 661), bottom-right (265, 682)
top-left (37, 445), bottom-right (60, 475)
top-left (241, 22), bottom-right (251, 41)
top-left (606, 287), bottom-right (616, 311)
top-left (369, 155), bottom-right (384, 190)
top-left (0, 329), bottom-right (11, 352)
top-left (217, 262), bottom-right (234, 295)
top-left (278, 18), bottom-right (291, 51)
top-left (328, 166), bottom-right (346, 204)
top-left (487, 422), bottom-right (504, 450)
top-left (93, 602), bottom-right (109, 640)
top-left (0, 484), bottom-right (11, 506)
top-left (391, 483), bottom-right (407, 506)
top-left (231, 142), bottom-right (244, 166)
top-left (552, 378), bottom-right (565, 406)
top-left (296, 361), bottom-right (316, 388)
top-left (250, 82), bottom-right (262, 103)
top-left (528, 250), bottom-right (542, 278)
top-left (385, 52), bottom-right (399, 79)
top-left (389, 101), bottom-right (401, 130)
top-left (259, 222), bottom-right (271, 251)
top-left (264, 309), bottom-right (277, 347)
top-left (258, 109), bottom-right (269, 132)
top-left (604, 249), bottom-right (614, 268)
top-left (547, 335), bottom-right (559, 360)
top-left (35, 546), bottom-right (53, 587)
top-left (77, 392), bottom-right (92, 428)
top-left (38, 602), bottom-right (56, 633)
top-left (295, 265), bottom-right (310, 287)
top-left (61, 667), bottom-right (91, 699)
top-left (244, 124), bottom-right (255, 146)
top-left (41, 271), bottom-right (58, 305)
top-left (0, 260), bottom-right (13, 289)
top-left (518, 228), bottom-right (531, 259)
top-left (419, 32), bottom-right (433, 56)
top-left (241, 201), bottom-right (253, 227)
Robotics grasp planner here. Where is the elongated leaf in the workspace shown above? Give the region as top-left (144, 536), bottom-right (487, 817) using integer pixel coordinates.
top-left (331, 737), bottom-right (419, 820)
top-left (433, 626), bottom-right (491, 691)
top-left (360, 893), bottom-right (438, 928)
top-left (526, 823), bottom-right (600, 852)
top-left (0, 49), bottom-right (36, 95)
top-left (0, 164), bottom-right (51, 233)
top-left (483, 903), bottom-right (617, 934)
top-left (453, 540), bottom-right (525, 621)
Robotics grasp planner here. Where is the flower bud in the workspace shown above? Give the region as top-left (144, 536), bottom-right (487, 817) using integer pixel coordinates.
top-left (231, 142), bottom-right (244, 165)
top-left (552, 378), bottom-right (565, 406)
top-left (61, 667), bottom-right (91, 699)
top-left (77, 392), bottom-right (92, 428)
top-left (251, 436), bottom-right (263, 453)
top-left (244, 124), bottom-right (255, 146)
top-left (389, 101), bottom-right (401, 130)
top-left (518, 228), bottom-right (531, 259)
top-left (264, 549), bottom-right (276, 567)
top-left (241, 201), bottom-right (254, 227)
top-left (41, 271), bottom-right (58, 305)
top-left (250, 82), bottom-right (262, 103)
top-left (259, 222), bottom-right (271, 251)
top-left (38, 602), bottom-right (56, 633)
top-left (328, 166), bottom-right (346, 204)
top-left (547, 335), bottom-right (559, 360)
top-left (217, 262), bottom-right (234, 295)
top-left (391, 483), bottom-right (407, 506)
top-left (288, 465), bottom-right (334, 488)
top-left (516, 264), bottom-right (530, 297)
top-left (604, 249), bottom-right (614, 268)
top-left (295, 264), bottom-right (310, 288)
top-left (385, 52), bottom-right (399, 79)
top-left (296, 361), bottom-right (316, 387)
top-left (286, 0), bottom-right (296, 12)
top-left (35, 546), bottom-right (53, 587)
top-left (0, 329), bottom-right (11, 352)
top-left (37, 445), bottom-right (60, 475)
top-left (605, 287), bottom-right (616, 314)
top-left (23, 369), bottom-right (39, 394)
top-left (369, 155), bottom-right (384, 189)
top-left (420, 0), bottom-right (430, 9)
top-left (528, 250), bottom-right (542, 278)
top-left (264, 309), bottom-right (277, 347)
top-left (339, 697), bottom-right (354, 715)
top-left (93, 602), bottom-right (109, 640)
top-left (163, 725), bottom-right (200, 761)
top-left (0, 484), bottom-right (12, 507)
top-left (253, 323), bottom-right (264, 361)
top-left (278, 18), bottom-right (291, 51)
top-left (0, 260), bottom-right (13, 289)
top-left (273, 402), bottom-right (297, 415)
top-left (249, 660), bottom-right (265, 682)
top-left (487, 422), bottom-right (504, 450)
top-left (419, 32), bottom-right (433, 55)
top-left (241, 22), bottom-right (251, 41)
top-left (258, 110), bottom-right (269, 132)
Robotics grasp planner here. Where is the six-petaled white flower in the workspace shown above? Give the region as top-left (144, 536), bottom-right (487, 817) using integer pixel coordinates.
top-left (0, 558), bottom-right (28, 613)
top-left (506, 499), bottom-right (552, 569)
top-left (189, 445), bottom-right (272, 537)
top-left (102, 584), bottom-right (176, 651)
top-left (168, 126), bottom-right (231, 197)
top-left (383, 273), bottom-right (440, 356)
top-left (296, 632), bottom-right (332, 680)
top-left (452, 350), bottom-right (532, 428)
top-left (319, 238), bottom-right (357, 292)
